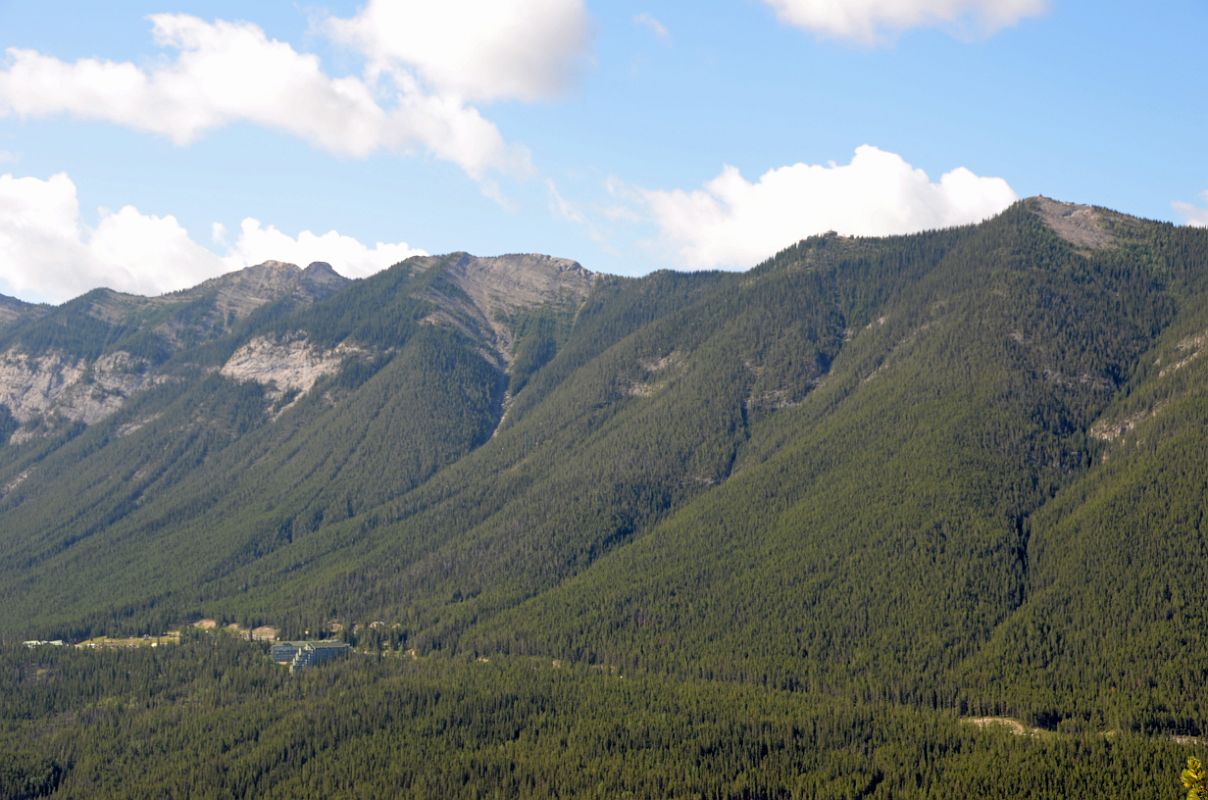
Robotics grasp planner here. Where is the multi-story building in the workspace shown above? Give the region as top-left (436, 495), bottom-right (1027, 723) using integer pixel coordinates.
top-left (269, 640), bottom-right (350, 672)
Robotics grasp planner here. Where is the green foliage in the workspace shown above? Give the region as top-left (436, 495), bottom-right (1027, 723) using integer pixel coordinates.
top-left (0, 201), bottom-right (1207, 796)
top-left (1185, 757), bottom-right (1208, 800)
top-left (0, 638), bottom-right (1201, 799)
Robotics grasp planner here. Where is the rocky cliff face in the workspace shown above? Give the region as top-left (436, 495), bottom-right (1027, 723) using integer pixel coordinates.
top-left (0, 348), bottom-right (165, 442)
top-left (219, 335), bottom-right (365, 411)
top-left (414, 253), bottom-right (598, 365)
top-left (1029, 196), bottom-right (1146, 250)
top-left (0, 255), bottom-right (596, 442)
top-left (0, 261), bottom-right (352, 443)
top-left (177, 260), bottom-right (349, 320)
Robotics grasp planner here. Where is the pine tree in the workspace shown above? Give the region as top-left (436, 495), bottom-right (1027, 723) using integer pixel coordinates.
top-left (1183, 757), bottom-right (1207, 800)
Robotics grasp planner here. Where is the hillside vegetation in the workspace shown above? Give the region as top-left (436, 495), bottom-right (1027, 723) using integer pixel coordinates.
top-left (1, 198), bottom-right (1206, 797)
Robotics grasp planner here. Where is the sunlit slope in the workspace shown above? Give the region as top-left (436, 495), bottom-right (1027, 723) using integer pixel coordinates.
top-left (468, 204), bottom-right (1208, 731)
top-left (0, 200), bottom-right (1206, 739)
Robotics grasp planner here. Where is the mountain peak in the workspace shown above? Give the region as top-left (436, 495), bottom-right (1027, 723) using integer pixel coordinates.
top-left (256, 259), bottom-right (300, 271)
top-left (404, 252), bottom-right (598, 366)
top-left (408, 252), bottom-right (596, 310)
top-left (448, 253), bottom-right (595, 313)
top-left (184, 260), bottom-right (350, 319)
top-left (1025, 195), bottom-right (1126, 250)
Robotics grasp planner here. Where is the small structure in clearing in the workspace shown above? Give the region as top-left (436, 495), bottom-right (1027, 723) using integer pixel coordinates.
top-left (270, 640), bottom-right (350, 672)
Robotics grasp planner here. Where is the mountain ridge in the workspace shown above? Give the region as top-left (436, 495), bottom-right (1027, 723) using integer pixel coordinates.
top-left (0, 198), bottom-right (1205, 742)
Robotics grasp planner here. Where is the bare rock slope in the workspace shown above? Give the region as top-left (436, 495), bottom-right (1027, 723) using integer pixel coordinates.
top-left (0, 349), bottom-right (164, 442)
top-left (0, 261), bottom-right (350, 442)
top-left (415, 253), bottom-right (598, 364)
top-left (1028, 195), bottom-right (1143, 250)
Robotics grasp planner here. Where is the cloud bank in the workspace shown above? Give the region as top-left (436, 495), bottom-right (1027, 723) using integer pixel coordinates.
top-left (762, 0), bottom-right (1047, 43)
top-left (642, 145), bottom-right (1017, 269)
top-left (328, 0), bottom-right (590, 103)
top-left (0, 13), bottom-right (542, 179)
top-left (0, 173), bottom-right (424, 303)
top-left (226, 219), bottom-right (426, 279)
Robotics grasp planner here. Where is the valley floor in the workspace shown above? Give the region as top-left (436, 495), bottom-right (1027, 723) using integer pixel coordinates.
top-left (2, 633), bottom-right (1203, 799)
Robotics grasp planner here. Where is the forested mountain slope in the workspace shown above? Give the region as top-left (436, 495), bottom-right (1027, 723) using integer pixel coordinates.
top-left (0, 293), bottom-right (47, 330)
top-left (478, 200), bottom-right (1208, 733)
top-left (0, 252), bottom-right (597, 634)
top-left (1, 197), bottom-right (1206, 743)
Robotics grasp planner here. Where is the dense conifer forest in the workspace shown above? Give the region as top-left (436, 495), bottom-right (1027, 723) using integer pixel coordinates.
top-left (1, 635), bottom-right (1202, 799)
top-left (1, 199), bottom-right (1206, 796)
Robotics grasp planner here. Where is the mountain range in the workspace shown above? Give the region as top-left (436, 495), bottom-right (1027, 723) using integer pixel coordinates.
top-left (1, 196), bottom-right (1206, 739)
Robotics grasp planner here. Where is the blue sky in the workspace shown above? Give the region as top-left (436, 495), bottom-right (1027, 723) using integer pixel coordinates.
top-left (0, 0), bottom-right (1205, 302)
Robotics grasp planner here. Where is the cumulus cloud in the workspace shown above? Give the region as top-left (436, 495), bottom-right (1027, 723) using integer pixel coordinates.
top-left (0, 173), bottom-right (424, 303)
top-left (327, 0), bottom-right (590, 103)
top-left (641, 145), bottom-right (1017, 269)
top-left (0, 172), bottom-right (223, 301)
top-left (0, 14), bottom-right (528, 179)
top-left (762, 0), bottom-right (1047, 43)
top-left (90, 205), bottom-right (231, 293)
top-left (1173, 192), bottom-right (1208, 227)
top-left (224, 219), bottom-right (425, 278)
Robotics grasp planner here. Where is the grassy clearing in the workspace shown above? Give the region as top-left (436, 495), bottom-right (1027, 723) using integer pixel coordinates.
top-left (76, 630), bottom-right (182, 649)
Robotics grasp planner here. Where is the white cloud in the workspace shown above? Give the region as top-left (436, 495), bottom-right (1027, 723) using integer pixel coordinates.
top-left (544, 178), bottom-right (619, 252)
top-left (328, 0), bottom-right (590, 103)
top-left (224, 219), bottom-right (425, 278)
top-left (0, 172), bottom-right (424, 302)
top-left (0, 14), bottom-right (528, 179)
top-left (546, 179), bottom-right (585, 224)
top-left (634, 13), bottom-right (670, 40)
top-left (762, 0), bottom-right (1047, 43)
top-left (1173, 192), bottom-right (1208, 227)
top-left (641, 145), bottom-right (1017, 269)
top-left (0, 172), bottom-right (224, 301)
top-left (91, 205), bottom-right (230, 292)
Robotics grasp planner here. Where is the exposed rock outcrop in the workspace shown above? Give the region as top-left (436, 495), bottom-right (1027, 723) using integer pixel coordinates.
top-left (0, 348), bottom-right (166, 442)
top-left (1158, 330), bottom-right (1206, 378)
top-left (220, 335), bottom-right (364, 409)
top-left (179, 260), bottom-right (348, 320)
top-left (0, 256), bottom-right (591, 440)
top-left (1031, 197), bottom-right (1117, 250)
top-left (0, 261), bottom-right (354, 442)
top-left (414, 253), bottom-right (597, 365)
